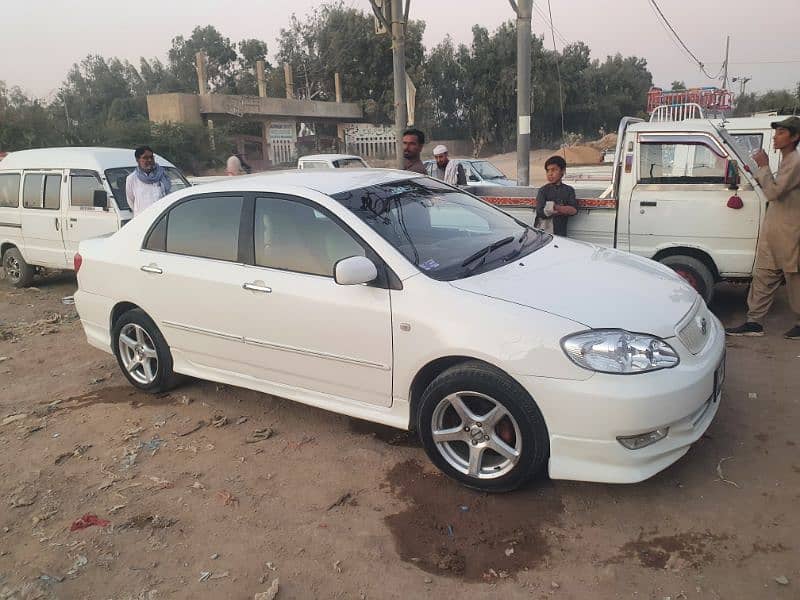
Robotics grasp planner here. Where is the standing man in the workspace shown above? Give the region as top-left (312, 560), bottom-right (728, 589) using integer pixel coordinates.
top-left (402, 128), bottom-right (427, 174)
top-left (534, 156), bottom-right (578, 236)
top-left (126, 146), bottom-right (171, 218)
top-left (429, 145), bottom-right (467, 185)
top-left (726, 116), bottom-right (800, 340)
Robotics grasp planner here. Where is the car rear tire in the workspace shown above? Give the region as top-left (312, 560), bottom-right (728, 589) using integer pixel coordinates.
top-left (3, 248), bottom-right (35, 288)
top-left (112, 308), bottom-right (179, 393)
top-left (416, 361), bottom-right (549, 492)
top-left (659, 255), bottom-right (715, 304)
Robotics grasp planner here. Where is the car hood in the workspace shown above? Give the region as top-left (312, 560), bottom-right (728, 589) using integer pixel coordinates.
top-left (449, 238), bottom-right (698, 338)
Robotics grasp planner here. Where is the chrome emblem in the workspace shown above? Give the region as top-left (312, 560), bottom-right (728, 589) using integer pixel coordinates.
top-left (696, 316), bottom-right (708, 336)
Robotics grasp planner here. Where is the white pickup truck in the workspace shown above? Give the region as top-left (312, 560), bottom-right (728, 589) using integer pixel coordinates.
top-left (477, 117), bottom-right (777, 303)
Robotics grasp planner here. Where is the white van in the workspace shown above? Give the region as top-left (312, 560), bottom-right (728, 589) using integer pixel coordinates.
top-left (297, 154), bottom-right (369, 169)
top-left (0, 147), bottom-right (189, 287)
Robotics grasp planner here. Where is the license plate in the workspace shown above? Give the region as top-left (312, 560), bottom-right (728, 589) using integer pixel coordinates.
top-left (713, 353), bottom-right (726, 400)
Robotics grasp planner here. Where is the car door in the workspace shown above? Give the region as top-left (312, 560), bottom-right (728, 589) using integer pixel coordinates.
top-left (135, 193), bottom-right (251, 371)
top-left (628, 134), bottom-right (760, 275)
top-left (64, 170), bottom-right (120, 263)
top-left (236, 193), bottom-right (393, 407)
top-left (20, 171), bottom-right (68, 268)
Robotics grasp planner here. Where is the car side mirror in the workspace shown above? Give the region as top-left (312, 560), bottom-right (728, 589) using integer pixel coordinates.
top-left (93, 190), bottom-right (109, 211)
top-left (334, 256), bottom-right (378, 286)
top-left (468, 174), bottom-right (480, 182)
top-left (724, 160), bottom-right (740, 190)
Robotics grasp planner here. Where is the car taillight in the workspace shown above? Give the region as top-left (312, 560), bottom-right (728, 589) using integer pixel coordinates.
top-left (74, 252), bottom-right (83, 274)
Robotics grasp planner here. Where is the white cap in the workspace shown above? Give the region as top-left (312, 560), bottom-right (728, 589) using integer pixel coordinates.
top-left (433, 144), bottom-right (448, 156)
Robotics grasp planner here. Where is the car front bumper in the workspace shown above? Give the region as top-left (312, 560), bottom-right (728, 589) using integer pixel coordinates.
top-left (515, 315), bottom-right (726, 483)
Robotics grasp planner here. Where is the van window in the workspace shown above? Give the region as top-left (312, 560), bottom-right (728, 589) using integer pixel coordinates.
top-left (0, 174), bottom-right (20, 208)
top-left (70, 173), bottom-right (104, 207)
top-left (105, 167), bottom-right (190, 211)
top-left (22, 174), bottom-right (44, 208)
top-left (44, 175), bottom-right (61, 209)
top-left (639, 142), bottom-right (727, 184)
top-left (730, 133), bottom-right (763, 157)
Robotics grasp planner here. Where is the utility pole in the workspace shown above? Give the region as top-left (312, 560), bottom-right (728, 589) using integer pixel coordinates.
top-left (509, 0), bottom-right (532, 186)
top-left (371, 0), bottom-right (410, 169)
top-left (721, 35), bottom-right (730, 90)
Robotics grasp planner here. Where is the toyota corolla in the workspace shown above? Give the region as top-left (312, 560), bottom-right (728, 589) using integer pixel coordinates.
top-left (74, 170), bottom-right (725, 492)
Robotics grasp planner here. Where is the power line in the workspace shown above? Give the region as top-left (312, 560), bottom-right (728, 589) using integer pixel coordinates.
top-left (546, 0), bottom-right (565, 141)
top-left (532, 1), bottom-right (568, 46)
top-left (646, 0), bottom-right (720, 80)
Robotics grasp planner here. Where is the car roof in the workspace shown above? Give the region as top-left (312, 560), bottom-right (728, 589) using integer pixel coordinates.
top-left (299, 154), bottom-right (364, 162)
top-left (0, 147), bottom-right (177, 172)
top-left (183, 168), bottom-right (422, 196)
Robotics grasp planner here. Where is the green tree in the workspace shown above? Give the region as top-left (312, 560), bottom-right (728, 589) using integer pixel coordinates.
top-left (168, 25), bottom-right (239, 93)
top-left (671, 80), bottom-right (687, 91)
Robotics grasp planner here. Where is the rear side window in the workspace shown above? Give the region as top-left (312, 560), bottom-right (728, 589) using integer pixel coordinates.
top-left (0, 174), bottom-right (20, 207)
top-left (638, 141), bottom-right (727, 184)
top-left (43, 174), bottom-right (61, 209)
top-left (163, 195), bottom-right (243, 261)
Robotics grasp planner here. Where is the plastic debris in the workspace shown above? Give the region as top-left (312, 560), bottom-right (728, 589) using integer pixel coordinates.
top-left (178, 395), bottom-right (193, 405)
top-left (176, 420), bottom-right (206, 437)
top-left (199, 571), bottom-right (212, 582)
top-left (67, 555), bottom-right (88, 575)
top-left (55, 444), bottom-right (92, 465)
top-left (211, 413), bottom-right (229, 428)
top-left (217, 490), bottom-right (238, 506)
top-left (70, 514), bottom-right (110, 531)
top-left (211, 553), bottom-right (220, 560)
top-left (140, 437), bottom-right (165, 454)
top-left (334, 560), bottom-right (342, 573)
top-left (459, 505), bottom-right (469, 512)
top-left (504, 547), bottom-right (515, 556)
top-left (748, 392), bottom-right (758, 400)
top-left (210, 571), bottom-right (229, 580)
top-left (89, 375), bottom-right (107, 385)
top-left (236, 416), bottom-right (249, 425)
top-left (254, 578), bottom-right (280, 600)
top-left (775, 576), bottom-right (789, 586)
top-left (2, 413), bottom-right (27, 426)
top-left (327, 492), bottom-right (353, 511)
top-left (246, 428), bottom-right (273, 443)
top-left (61, 296), bottom-right (75, 305)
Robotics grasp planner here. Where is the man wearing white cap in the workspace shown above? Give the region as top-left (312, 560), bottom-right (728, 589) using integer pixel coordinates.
top-left (430, 145), bottom-right (467, 186)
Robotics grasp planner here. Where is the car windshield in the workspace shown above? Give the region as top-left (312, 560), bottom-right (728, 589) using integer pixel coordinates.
top-left (331, 177), bottom-right (549, 280)
top-left (105, 166), bottom-right (190, 211)
top-left (333, 158), bottom-right (367, 168)
top-left (470, 161), bottom-right (506, 180)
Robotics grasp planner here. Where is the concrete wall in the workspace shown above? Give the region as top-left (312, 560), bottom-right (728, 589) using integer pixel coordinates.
top-left (198, 95), bottom-right (362, 121)
top-left (146, 94), bottom-right (202, 125)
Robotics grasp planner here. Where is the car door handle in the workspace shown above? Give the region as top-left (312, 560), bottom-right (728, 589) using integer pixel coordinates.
top-left (69, 217), bottom-right (78, 222)
top-left (243, 282), bottom-right (272, 293)
top-left (140, 265), bottom-right (163, 274)
top-left (639, 201), bottom-right (657, 207)
top-left (54, 218), bottom-right (60, 231)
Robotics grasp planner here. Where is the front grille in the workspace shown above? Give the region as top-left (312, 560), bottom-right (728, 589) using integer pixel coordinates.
top-left (677, 301), bottom-right (711, 355)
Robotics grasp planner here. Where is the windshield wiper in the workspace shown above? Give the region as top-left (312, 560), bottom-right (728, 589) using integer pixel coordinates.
top-left (503, 227), bottom-right (541, 261)
top-left (460, 235), bottom-right (516, 273)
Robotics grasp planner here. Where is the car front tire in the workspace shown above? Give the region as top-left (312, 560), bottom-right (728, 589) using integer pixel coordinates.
top-left (112, 308), bottom-right (179, 393)
top-left (416, 361), bottom-right (549, 492)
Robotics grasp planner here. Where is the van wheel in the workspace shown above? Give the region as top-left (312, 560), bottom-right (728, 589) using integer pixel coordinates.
top-left (416, 361), bottom-right (549, 492)
top-left (660, 255), bottom-right (715, 304)
top-left (112, 309), bottom-right (180, 393)
top-left (3, 248), bottom-right (35, 288)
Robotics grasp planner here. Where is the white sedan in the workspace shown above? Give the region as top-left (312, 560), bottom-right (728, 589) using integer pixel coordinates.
top-left (74, 170), bottom-right (725, 492)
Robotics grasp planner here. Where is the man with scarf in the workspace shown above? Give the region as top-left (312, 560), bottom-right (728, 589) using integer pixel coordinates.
top-left (126, 146), bottom-right (172, 217)
top-left (429, 145), bottom-right (467, 186)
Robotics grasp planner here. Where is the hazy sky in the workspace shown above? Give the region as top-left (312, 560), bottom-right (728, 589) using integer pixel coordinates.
top-left (1, 0), bottom-right (798, 100)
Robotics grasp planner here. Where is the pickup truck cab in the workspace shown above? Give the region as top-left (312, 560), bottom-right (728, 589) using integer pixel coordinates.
top-left (476, 118), bottom-right (775, 303)
top-left (0, 147), bottom-right (189, 287)
top-left (297, 154), bottom-right (369, 170)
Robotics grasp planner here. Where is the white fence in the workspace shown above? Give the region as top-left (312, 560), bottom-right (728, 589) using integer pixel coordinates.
top-left (344, 124), bottom-right (396, 159)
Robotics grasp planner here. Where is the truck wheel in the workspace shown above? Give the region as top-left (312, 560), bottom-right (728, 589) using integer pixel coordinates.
top-left (3, 248), bottom-right (35, 288)
top-left (660, 255), bottom-right (715, 303)
top-left (416, 361), bottom-right (549, 492)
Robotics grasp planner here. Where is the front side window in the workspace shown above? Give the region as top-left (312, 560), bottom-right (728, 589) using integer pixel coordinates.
top-left (639, 141), bottom-right (727, 184)
top-left (254, 196), bottom-right (365, 277)
top-left (332, 177), bottom-right (549, 281)
top-left (105, 166), bottom-right (189, 211)
top-left (158, 195), bottom-right (243, 261)
top-left (22, 174), bottom-right (44, 208)
top-left (470, 161), bottom-right (506, 180)
top-left (0, 174), bottom-right (20, 208)
top-left (70, 173), bottom-right (104, 207)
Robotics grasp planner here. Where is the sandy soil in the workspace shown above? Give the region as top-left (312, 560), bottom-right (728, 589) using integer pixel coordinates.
top-left (0, 272), bottom-right (798, 600)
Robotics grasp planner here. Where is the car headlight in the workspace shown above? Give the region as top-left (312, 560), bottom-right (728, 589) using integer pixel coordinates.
top-left (561, 329), bottom-right (679, 374)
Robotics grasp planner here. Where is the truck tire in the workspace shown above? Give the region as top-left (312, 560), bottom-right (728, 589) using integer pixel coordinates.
top-left (660, 255), bottom-right (715, 304)
top-left (3, 247), bottom-right (35, 288)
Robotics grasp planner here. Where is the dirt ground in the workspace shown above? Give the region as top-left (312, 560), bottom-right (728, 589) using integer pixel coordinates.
top-left (0, 272), bottom-right (798, 600)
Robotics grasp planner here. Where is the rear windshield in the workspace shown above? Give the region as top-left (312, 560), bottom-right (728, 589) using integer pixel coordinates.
top-left (105, 167), bottom-right (189, 210)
